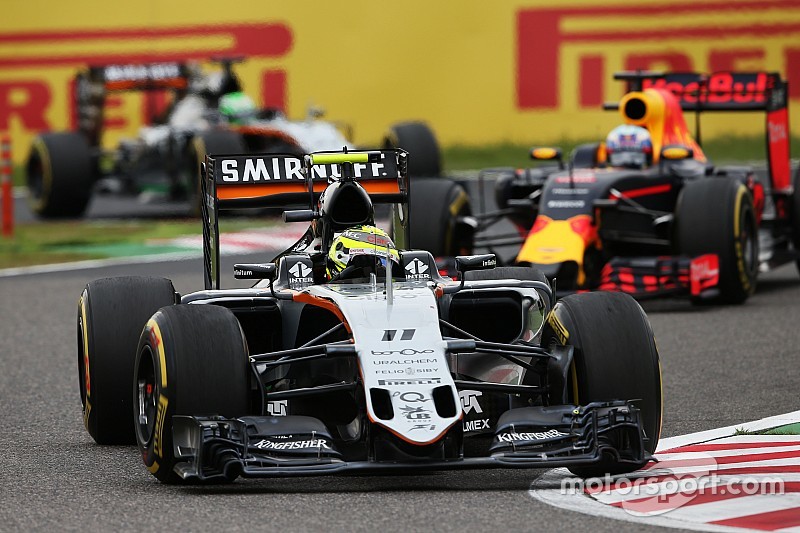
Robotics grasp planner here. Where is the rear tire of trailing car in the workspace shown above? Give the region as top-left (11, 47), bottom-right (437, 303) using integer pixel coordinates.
top-left (134, 304), bottom-right (250, 484)
top-left (675, 178), bottom-right (758, 304)
top-left (78, 277), bottom-right (178, 445)
top-left (383, 121), bottom-right (441, 177)
top-left (186, 130), bottom-right (246, 216)
top-left (408, 178), bottom-right (473, 257)
top-left (26, 132), bottom-right (94, 218)
top-left (543, 291), bottom-right (662, 477)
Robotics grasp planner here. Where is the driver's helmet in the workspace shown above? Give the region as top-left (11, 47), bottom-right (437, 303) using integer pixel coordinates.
top-left (327, 225), bottom-right (401, 279)
top-left (605, 125), bottom-right (653, 168)
top-left (218, 91), bottom-right (257, 124)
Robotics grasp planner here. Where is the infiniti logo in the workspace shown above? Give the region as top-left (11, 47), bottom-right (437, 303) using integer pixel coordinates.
top-left (371, 349), bottom-right (434, 356)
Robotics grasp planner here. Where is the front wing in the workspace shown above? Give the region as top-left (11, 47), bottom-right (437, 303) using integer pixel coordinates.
top-left (598, 254), bottom-right (720, 300)
top-left (170, 401), bottom-right (646, 481)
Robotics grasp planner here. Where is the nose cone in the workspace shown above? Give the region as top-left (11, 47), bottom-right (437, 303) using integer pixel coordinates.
top-left (516, 215), bottom-right (596, 286)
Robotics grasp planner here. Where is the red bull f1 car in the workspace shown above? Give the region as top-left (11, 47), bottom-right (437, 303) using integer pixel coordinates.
top-left (26, 59), bottom-right (440, 217)
top-left (76, 148), bottom-right (661, 483)
top-left (424, 71), bottom-right (798, 304)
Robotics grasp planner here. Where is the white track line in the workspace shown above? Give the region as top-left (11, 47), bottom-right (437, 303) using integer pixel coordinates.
top-left (657, 411), bottom-right (800, 452)
top-left (0, 251), bottom-right (202, 277)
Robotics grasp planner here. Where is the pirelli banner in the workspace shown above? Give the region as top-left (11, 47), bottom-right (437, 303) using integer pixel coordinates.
top-left (3, 0), bottom-right (800, 163)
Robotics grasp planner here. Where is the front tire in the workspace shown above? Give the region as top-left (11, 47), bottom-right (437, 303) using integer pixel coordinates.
top-left (27, 132), bottom-right (95, 218)
top-left (134, 304), bottom-right (250, 484)
top-left (78, 277), bottom-right (178, 444)
top-left (543, 292), bottom-right (662, 477)
top-left (675, 178), bottom-right (758, 304)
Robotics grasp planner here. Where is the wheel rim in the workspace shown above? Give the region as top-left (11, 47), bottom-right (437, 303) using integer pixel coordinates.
top-left (136, 346), bottom-right (158, 444)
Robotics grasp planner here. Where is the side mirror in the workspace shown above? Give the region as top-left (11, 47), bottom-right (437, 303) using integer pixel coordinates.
top-left (283, 209), bottom-right (317, 223)
top-left (455, 253), bottom-right (497, 274)
top-left (234, 263), bottom-right (277, 280)
top-left (443, 254), bottom-right (497, 294)
top-left (530, 147), bottom-right (564, 170)
top-left (660, 145), bottom-right (694, 161)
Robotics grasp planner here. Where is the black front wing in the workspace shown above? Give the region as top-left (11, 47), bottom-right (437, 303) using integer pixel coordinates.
top-left (170, 401), bottom-right (647, 481)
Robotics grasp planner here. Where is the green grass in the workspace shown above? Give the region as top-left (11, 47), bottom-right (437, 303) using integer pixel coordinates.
top-left (11, 165), bottom-right (23, 187)
top-left (0, 219), bottom-right (265, 269)
top-left (761, 422), bottom-right (800, 436)
top-left (734, 423), bottom-right (800, 436)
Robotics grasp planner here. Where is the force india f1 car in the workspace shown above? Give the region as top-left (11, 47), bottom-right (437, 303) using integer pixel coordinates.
top-left (77, 148), bottom-right (661, 483)
top-left (27, 59), bottom-right (440, 217)
top-left (430, 71), bottom-right (798, 305)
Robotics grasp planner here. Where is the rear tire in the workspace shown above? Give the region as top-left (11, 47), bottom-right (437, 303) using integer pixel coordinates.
top-left (543, 292), bottom-right (662, 477)
top-left (409, 178), bottom-right (472, 256)
top-left (26, 132), bottom-right (94, 218)
top-left (186, 130), bottom-right (246, 215)
top-left (675, 178), bottom-right (758, 304)
top-left (384, 121), bottom-right (441, 177)
top-left (134, 304), bottom-right (250, 484)
top-left (78, 277), bottom-right (177, 444)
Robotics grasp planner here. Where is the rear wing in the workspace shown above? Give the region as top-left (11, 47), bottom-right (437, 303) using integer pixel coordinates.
top-left (87, 62), bottom-right (190, 91)
top-left (74, 61), bottom-right (191, 146)
top-left (200, 149), bottom-right (409, 289)
top-left (605, 71), bottom-right (791, 193)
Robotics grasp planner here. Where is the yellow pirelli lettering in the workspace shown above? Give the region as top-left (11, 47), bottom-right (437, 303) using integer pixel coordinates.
top-left (147, 319), bottom-right (168, 388)
top-left (83, 399), bottom-right (91, 431)
top-left (733, 185), bottom-right (752, 292)
top-left (80, 293), bottom-right (91, 399)
top-left (547, 311), bottom-right (570, 345)
top-left (153, 395), bottom-right (169, 459)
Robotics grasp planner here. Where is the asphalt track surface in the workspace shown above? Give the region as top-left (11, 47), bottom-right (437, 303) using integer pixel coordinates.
top-left (4, 173), bottom-right (800, 531)
top-left (13, 189), bottom-right (191, 224)
top-left (1, 244), bottom-right (799, 532)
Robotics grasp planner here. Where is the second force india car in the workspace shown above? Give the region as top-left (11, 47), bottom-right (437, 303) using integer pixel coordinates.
top-left (416, 71), bottom-right (798, 305)
top-left (27, 59), bottom-right (440, 217)
top-left (77, 148), bottom-right (661, 483)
